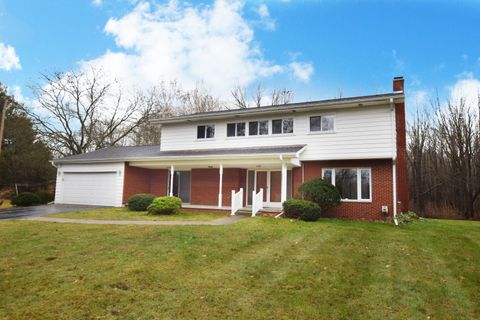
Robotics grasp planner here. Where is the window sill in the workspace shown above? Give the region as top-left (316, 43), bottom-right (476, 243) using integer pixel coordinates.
top-left (271, 133), bottom-right (295, 136)
top-left (195, 138), bottom-right (216, 142)
top-left (340, 199), bottom-right (372, 203)
top-left (307, 131), bottom-right (336, 135)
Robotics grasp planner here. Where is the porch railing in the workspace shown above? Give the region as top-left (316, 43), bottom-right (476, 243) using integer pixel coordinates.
top-left (252, 188), bottom-right (264, 217)
top-left (231, 188), bottom-right (243, 215)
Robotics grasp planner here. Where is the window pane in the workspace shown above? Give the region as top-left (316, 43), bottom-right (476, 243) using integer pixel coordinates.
top-left (321, 116), bottom-right (334, 131)
top-left (323, 169), bottom-right (332, 184)
top-left (197, 125), bottom-right (205, 139)
top-left (272, 119), bottom-right (282, 134)
top-left (206, 125), bottom-right (215, 138)
top-left (283, 118), bottom-right (294, 133)
top-left (259, 120), bottom-right (268, 135)
top-left (249, 121), bottom-right (258, 135)
top-left (310, 116), bottom-right (322, 131)
top-left (227, 123), bottom-right (236, 137)
top-left (361, 169), bottom-right (370, 200)
top-left (335, 169), bottom-right (358, 200)
top-left (237, 122), bottom-right (245, 136)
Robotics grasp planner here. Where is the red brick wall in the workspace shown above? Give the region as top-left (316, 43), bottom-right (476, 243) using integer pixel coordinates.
top-left (123, 164), bottom-right (150, 203)
top-left (221, 168), bottom-right (247, 207)
top-left (190, 168), bottom-right (219, 206)
top-left (292, 166), bottom-right (303, 198)
top-left (395, 101), bottom-right (409, 212)
top-left (123, 163), bottom-right (168, 203)
top-left (300, 159), bottom-right (393, 220)
top-left (190, 168), bottom-right (246, 206)
top-left (150, 169), bottom-right (169, 196)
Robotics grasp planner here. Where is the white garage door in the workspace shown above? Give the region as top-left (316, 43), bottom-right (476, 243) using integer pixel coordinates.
top-left (61, 172), bottom-right (118, 206)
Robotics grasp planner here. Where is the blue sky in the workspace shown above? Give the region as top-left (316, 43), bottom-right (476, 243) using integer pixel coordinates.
top-left (1, 0), bottom-right (479, 114)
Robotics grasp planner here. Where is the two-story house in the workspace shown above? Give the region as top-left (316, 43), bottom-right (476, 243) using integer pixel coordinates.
top-left (52, 77), bottom-right (408, 220)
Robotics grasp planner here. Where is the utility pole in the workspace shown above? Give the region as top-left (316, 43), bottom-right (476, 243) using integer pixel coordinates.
top-left (0, 98), bottom-right (12, 155)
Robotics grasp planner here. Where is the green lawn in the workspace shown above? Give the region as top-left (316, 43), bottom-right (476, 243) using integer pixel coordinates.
top-left (48, 207), bottom-right (227, 221)
top-left (0, 217), bottom-right (479, 319)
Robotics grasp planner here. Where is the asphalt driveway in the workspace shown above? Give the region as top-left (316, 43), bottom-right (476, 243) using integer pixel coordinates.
top-left (0, 204), bottom-right (104, 220)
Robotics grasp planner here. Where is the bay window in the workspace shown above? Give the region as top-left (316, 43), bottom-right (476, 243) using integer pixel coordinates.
top-left (322, 168), bottom-right (371, 201)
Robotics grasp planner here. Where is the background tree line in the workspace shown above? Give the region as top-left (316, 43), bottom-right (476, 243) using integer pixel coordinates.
top-left (408, 97), bottom-right (480, 219)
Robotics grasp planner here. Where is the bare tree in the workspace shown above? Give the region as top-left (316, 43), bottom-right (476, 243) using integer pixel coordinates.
top-left (408, 95), bottom-right (480, 219)
top-left (26, 68), bottom-right (153, 156)
top-left (231, 84), bottom-right (293, 109)
top-left (231, 86), bottom-right (248, 109)
top-left (271, 88), bottom-right (293, 105)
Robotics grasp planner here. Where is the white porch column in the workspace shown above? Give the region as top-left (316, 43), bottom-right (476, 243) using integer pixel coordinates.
top-left (281, 162), bottom-right (287, 204)
top-left (169, 165), bottom-right (174, 196)
top-left (218, 164), bottom-right (223, 208)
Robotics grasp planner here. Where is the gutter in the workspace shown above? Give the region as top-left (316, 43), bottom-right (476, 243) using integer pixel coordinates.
top-left (152, 93), bottom-right (405, 125)
top-left (390, 97), bottom-right (399, 226)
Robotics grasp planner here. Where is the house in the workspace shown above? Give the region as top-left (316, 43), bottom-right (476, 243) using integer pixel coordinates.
top-left (52, 77), bottom-right (408, 220)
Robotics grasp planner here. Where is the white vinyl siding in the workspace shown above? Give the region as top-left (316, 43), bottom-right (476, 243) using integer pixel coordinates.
top-left (160, 105), bottom-right (395, 160)
top-left (54, 163), bottom-right (124, 207)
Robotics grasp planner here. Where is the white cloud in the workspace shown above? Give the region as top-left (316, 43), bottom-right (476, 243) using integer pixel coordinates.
top-left (449, 73), bottom-right (480, 108)
top-left (0, 42), bottom-right (21, 71)
top-left (289, 61), bottom-right (314, 83)
top-left (80, 0), bottom-right (310, 98)
top-left (410, 90), bottom-right (428, 107)
top-left (256, 4), bottom-right (275, 31)
top-left (91, 0), bottom-right (102, 7)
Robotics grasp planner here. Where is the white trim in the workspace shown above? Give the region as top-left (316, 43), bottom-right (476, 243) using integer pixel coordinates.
top-left (392, 161), bottom-right (398, 225)
top-left (322, 167), bottom-right (372, 201)
top-left (169, 165), bottom-right (174, 196)
top-left (281, 162), bottom-right (287, 204)
top-left (218, 164), bottom-right (223, 207)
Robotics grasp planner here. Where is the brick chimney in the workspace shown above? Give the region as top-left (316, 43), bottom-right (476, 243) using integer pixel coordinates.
top-left (393, 76), bottom-right (404, 92)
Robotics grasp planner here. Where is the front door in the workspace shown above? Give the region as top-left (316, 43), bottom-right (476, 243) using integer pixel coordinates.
top-left (249, 170), bottom-right (282, 208)
top-left (172, 171), bottom-right (191, 203)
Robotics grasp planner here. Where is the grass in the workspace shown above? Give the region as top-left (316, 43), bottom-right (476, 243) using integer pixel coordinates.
top-left (0, 217), bottom-right (479, 319)
top-left (47, 207), bottom-right (226, 221)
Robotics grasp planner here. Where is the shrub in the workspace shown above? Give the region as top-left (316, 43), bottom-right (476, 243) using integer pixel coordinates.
top-left (11, 192), bottom-right (41, 207)
top-left (147, 196), bottom-right (182, 215)
top-left (283, 199), bottom-right (321, 221)
top-left (127, 193), bottom-right (155, 211)
top-left (35, 190), bottom-right (54, 204)
top-left (396, 211), bottom-right (420, 225)
top-left (298, 178), bottom-right (341, 211)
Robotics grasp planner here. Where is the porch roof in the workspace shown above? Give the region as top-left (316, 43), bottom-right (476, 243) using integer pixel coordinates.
top-left (52, 144), bottom-right (306, 164)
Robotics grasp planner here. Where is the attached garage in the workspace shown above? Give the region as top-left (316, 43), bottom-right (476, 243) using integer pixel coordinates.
top-left (54, 163), bottom-right (125, 207)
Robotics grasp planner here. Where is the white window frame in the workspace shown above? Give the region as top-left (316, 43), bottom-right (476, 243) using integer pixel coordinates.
top-left (308, 114), bottom-right (335, 134)
top-left (271, 118), bottom-right (294, 135)
top-left (226, 122), bottom-right (246, 138)
top-left (248, 120), bottom-right (269, 136)
top-left (322, 167), bottom-right (372, 202)
top-left (196, 124), bottom-right (215, 140)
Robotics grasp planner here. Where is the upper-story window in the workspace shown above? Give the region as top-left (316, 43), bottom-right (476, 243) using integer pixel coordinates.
top-left (249, 120), bottom-right (269, 136)
top-left (310, 115), bottom-right (335, 132)
top-left (322, 168), bottom-right (371, 201)
top-left (197, 124), bottom-right (215, 139)
top-left (227, 122), bottom-right (246, 137)
top-left (272, 118), bottom-right (294, 134)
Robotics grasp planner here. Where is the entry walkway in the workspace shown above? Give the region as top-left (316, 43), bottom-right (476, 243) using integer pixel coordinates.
top-left (26, 215), bottom-right (247, 225)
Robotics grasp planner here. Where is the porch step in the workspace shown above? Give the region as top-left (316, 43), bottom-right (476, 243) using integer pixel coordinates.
top-left (235, 209), bottom-right (257, 216)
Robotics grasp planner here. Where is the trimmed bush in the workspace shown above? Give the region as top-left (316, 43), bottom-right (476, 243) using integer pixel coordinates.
top-left (35, 190), bottom-right (54, 204)
top-left (298, 178), bottom-right (341, 211)
top-left (396, 211), bottom-right (419, 225)
top-left (147, 196), bottom-right (182, 215)
top-left (283, 199), bottom-right (321, 221)
top-left (127, 193), bottom-right (155, 211)
top-left (11, 192), bottom-right (42, 207)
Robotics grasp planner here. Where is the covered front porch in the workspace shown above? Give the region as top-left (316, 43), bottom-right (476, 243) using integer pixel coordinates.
top-left (123, 146), bottom-right (305, 216)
